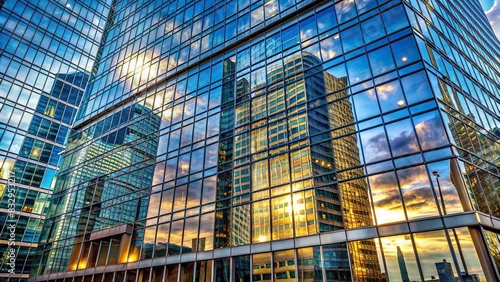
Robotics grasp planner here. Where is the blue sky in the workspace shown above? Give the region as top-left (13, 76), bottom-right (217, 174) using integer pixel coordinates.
top-left (480, 0), bottom-right (500, 39)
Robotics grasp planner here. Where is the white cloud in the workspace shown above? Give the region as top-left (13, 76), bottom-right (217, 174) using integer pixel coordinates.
top-left (486, 0), bottom-right (500, 39)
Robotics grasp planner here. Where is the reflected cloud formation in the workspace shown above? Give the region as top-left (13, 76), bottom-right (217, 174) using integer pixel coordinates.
top-left (362, 129), bottom-right (391, 163)
top-left (398, 166), bottom-right (439, 219)
top-left (414, 111), bottom-right (448, 150)
top-left (369, 172), bottom-right (406, 224)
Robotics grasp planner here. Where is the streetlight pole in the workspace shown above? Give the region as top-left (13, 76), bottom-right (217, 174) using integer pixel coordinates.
top-left (432, 171), bottom-right (447, 215)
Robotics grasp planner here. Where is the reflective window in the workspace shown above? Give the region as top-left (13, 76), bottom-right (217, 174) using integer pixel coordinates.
top-left (380, 235), bottom-right (420, 281)
top-left (353, 89), bottom-right (379, 121)
top-left (271, 195), bottom-right (293, 239)
top-left (362, 15), bottom-right (385, 43)
top-left (299, 15), bottom-right (317, 41)
top-left (413, 230), bottom-right (457, 280)
top-left (369, 172), bottom-right (406, 224)
top-left (386, 118), bottom-right (419, 157)
top-left (252, 159), bottom-right (269, 191)
top-left (347, 55), bottom-right (371, 84)
top-left (270, 154), bottom-right (290, 186)
top-left (391, 36), bottom-right (420, 67)
top-left (323, 243), bottom-right (351, 280)
top-left (335, 0), bottom-right (356, 24)
top-left (398, 165), bottom-right (439, 219)
top-left (360, 126), bottom-right (390, 163)
top-left (274, 250), bottom-right (295, 281)
top-left (413, 110), bottom-right (448, 150)
top-left (253, 200), bottom-right (271, 242)
top-left (297, 247), bottom-right (322, 281)
top-left (253, 253), bottom-right (272, 281)
top-left (376, 80), bottom-right (406, 113)
top-left (341, 24), bottom-right (363, 52)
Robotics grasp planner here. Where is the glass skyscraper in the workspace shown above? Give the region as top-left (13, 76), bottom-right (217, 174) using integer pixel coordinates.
top-left (0, 0), bottom-right (111, 280)
top-left (17, 0), bottom-right (500, 281)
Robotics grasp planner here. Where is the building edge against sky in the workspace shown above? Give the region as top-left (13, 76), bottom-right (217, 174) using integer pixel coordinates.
top-left (0, 0), bottom-right (495, 281)
top-left (0, 0), bottom-right (112, 280)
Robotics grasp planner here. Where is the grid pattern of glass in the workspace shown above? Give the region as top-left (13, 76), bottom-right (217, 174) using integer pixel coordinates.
top-left (0, 0), bottom-right (111, 280)
top-left (32, 0), bottom-right (500, 281)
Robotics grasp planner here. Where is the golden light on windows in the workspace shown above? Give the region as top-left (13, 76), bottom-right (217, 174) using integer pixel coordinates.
top-left (44, 105), bottom-right (55, 117)
top-left (402, 56), bottom-right (408, 62)
top-left (77, 259), bottom-right (87, 270)
top-left (121, 51), bottom-right (156, 90)
top-left (397, 99), bottom-right (406, 106)
top-left (1, 159), bottom-right (14, 179)
top-left (30, 148), bottom-right (41, 158)
top-left (181, 163), bottom-right (189, 174)
top-left (127, 251), bottom-right (139, 263)
top-left (375, 83), bottom-right (396, 100)
top-left (22, 206), bottom-right (33, 213)
top-left (312, 158), bottom-right (333, 168)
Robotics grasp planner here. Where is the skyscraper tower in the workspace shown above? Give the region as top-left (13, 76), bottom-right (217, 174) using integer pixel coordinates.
top-left (0, 1), bottom-right (111, 279)
top-left (435, 259), bottom-right (455, 282)
top-left (397, 246), bottom-right (410, 282)
top-left (18, 0), bottom-right (500, 281)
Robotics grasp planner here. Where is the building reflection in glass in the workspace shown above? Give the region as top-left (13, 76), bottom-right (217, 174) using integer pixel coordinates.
top-left (35, 100), bottom-right (160, 274)
top-left (439, 81), bottom-right (500, 218)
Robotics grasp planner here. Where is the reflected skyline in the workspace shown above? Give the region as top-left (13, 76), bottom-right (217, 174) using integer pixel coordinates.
top-left (22, 0), bottom-right (500, 281)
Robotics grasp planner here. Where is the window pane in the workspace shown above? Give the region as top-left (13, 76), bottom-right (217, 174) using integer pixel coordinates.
top-left (183, 216), bottom-right (199, 253)
top-left (376, 80), bottom-right (405, 113)
top-left (391, 36), bottom-right (420, 67)
top-left (317, 7), bottom-right (336, 33)
top-left (252, 159), bottom-right (269, 190)
top-left (199, 212), bottom-right (215, 251)
top-left (341, 24), bottom-right (363, 52)
top-left (401, 71), bottom-right (434, 105)
top-left (270, 154), bottom-right (290, 186)
top-left (323, 243), bottom-right (351, 280)
top-left (398, 165), bottom-right (439, 219)
top-left (297, 247), bottom-right (322, 281)
top-left (234, 255), bottom-right (251, 282)
top-left (299, 15), bottom-right (317, 41)
top-left (272, 195), bottom-right (293, 239)
top-left (380, 235), bottom-right (420, 281)
top-left (353, 89), bottom-right (379, 121)
top-left (386, 118), bottom-right (419, 157)
top-left (231, 204), bottom-right (251, 246)
top-left (347, 55), bottom-right (371, 84)
top-left (320, 35), bottom-right (342, 61)
top-left (413, 230), bottom-right (457, 281)
top-left (273, 249), bottom-right (295, 281)
top-left (369, 172), bottom-right (406, 224)
top-left (413, 110), bottom-right (448, 150)
top-left (252, 199), bottom-right (270, 242)
top-left (360, 126), bottom-right (390, 163)
top-left (251, 126), bottom-right (268, 153)
top-left (293, 190), bottom-right (316, 236)
top-left (361, 15), bottom-right (385, 43)
top-left (426, 160), bottom-right (464, 215)
top-left (335, 0), bottom-right (356, 24)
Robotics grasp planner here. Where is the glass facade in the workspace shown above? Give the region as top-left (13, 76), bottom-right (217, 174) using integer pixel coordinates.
top-left (0, 0), bottom-right (111, 280)
top-left (27, 0), bottom-right (500, 281)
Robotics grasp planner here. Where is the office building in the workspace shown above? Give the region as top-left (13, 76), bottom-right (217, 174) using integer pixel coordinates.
top-left (397, 246), bottom-right (410, 282)
top-left (0, 0), bottom-right (111, 280)
top-left (27, 0), bottom-right (500, 281)
top-left (435, 259), bottom-right (454, 282)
